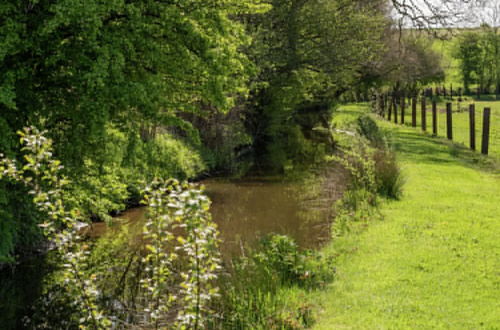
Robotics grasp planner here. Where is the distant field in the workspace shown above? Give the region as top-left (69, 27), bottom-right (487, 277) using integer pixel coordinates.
top-left (432, 37), bottom-right (462, 87)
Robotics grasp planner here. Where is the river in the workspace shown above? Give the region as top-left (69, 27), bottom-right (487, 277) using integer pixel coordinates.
top-left (0, 172), bottom-right (345, 328)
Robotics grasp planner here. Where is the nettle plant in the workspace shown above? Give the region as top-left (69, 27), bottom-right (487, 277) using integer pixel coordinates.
top-left (139, 179), bottom-right (222, 329)
top-left (329, 136), bottom-right (377, 197)
top-left (0, 128), bottom-right (222, 329)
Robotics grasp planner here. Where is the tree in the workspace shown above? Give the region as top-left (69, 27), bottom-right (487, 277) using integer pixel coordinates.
top-left (366, 30), bottom-right (445, 94)
top-left (0, 0), bottom-right (265, 262)
top-left (243, 0), bottom-right (387, 170)
top-left (390, 0), bottom-right (484, 29)
top-left (454, 32), bottom-right (482, 93)
top-left (477, 1), bottom-right (500, 94)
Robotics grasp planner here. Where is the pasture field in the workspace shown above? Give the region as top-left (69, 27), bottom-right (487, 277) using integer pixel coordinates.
top-left (432, 37), bottom-right (462, 87)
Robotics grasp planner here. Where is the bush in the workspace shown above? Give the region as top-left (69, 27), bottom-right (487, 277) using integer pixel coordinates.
top-left (65, 127), bottom-right (207, 222)
top-left (356, 115), bottom-right (385, 147)
top-left (210, 235), bottom-right (334, 329)
top-left (254, 235), bottom-right (334, 289)
top-left (1, 129), bottom-right (221, 329)
top-left (330, 113), bottom-right (404, 238)
top-left (373, 148), bottom-right (404, 200)
top-left (337, 117), bottom-right (404, 200)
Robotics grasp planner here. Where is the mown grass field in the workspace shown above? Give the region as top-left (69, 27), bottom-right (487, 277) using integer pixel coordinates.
top-left (314, 104), bottom-right (500, 329)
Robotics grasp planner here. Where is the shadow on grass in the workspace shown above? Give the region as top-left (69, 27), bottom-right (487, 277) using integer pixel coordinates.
top-left (387, 129), bottom-right (500, 174)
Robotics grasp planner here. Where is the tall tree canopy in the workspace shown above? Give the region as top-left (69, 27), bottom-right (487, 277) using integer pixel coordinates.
top-left (0, 0), bottom-right (473, 261)
top-left (244, 0), bottom-right (387, 169)
top-left (0, 0), bottom-right (267, 166)
top-left (0, 0), bottom-right (267, 261)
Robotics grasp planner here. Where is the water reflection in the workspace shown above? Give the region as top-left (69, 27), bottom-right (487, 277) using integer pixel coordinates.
top-left (206, 178), bottom-right (333, 257)
top-left (108, 175), bottom-right (343, 258)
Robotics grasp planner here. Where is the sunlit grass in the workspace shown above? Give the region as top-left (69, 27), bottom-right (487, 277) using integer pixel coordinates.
top-left (313, 105), bottom-right (500, 329)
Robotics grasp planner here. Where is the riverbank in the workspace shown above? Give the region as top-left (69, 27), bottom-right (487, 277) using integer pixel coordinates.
top-left (313, 105), bottom-right (500, 328)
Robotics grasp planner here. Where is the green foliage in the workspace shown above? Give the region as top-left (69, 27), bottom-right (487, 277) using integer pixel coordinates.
top-left (454, 32), bottom-right (483, 93)
top-left (1, 129), bottom-right (223, 329)
top-left (254, 235), bottom-right (334, 289)
top-left (0, 0), bottom-right (263, 259)
top-left (133, 134), bottom-right (206, 181)
top-left (330, 107), bottom-right (403, 237)
top-left (330, 136), bottom-right (379, 238)
top-left (335, 112), bottom-right (404, 200)
top-left (454, 29), bottom-right (500, 94)
top-left (67, 161), bottom-right (129, 222)
top-left (0, 127), bottom-right (110, 329)
top-left (356, 115), bottom-right (385, 147)
top-left (330, 139), bottom-right (378, 198)
top-left (0, 183), bottom-right (43, 263)
top-left (245, 0), bottom-right (387, 170)
top-left (373, 148), bottom-right (405, 200)
top-left (332, 188), bottom-right (380, 238)
top-left (211, 234), bottom-right (334, 329)
top-left (355, 115), bottom-right (404, 199)
top-left (0, 117), bottom-right (43, 262)
top-left (212, 285), bottom-right (313, 330)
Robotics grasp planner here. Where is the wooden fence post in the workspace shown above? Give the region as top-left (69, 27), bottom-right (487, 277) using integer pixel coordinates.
top-left (482, 107), bottom-right (491, 155)
top-left (382, 94), bottom-right (387, 117)
top-left (446, 102), bottom-right (453, 140)
top-left (393, 97), bottom-right (398, 124)
top-left (412, 97), bottom-right (417, 127)
top-left (421, 97), bottom-right (427, 131)
top-left (432, 100), bottom-right (437, 136)
top-left (400, 96), bottom-right (405, 124)
top-left (388, 97), bottom-right (392, 121)
top-left (469, 104), bottom-right (476, 151)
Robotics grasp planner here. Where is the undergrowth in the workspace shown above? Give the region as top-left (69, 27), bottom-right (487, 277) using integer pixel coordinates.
top-left (329, 111), bottom-right (403, 253)
top-left (209, 235), bottom-right (334, 329)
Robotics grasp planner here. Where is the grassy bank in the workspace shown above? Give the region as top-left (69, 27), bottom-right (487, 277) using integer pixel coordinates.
top-left (314, 104), bottom-right (500, 328)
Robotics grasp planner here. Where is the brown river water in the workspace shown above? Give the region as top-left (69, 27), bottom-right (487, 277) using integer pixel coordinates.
top-left (89, 175), bottom-right (344, 258)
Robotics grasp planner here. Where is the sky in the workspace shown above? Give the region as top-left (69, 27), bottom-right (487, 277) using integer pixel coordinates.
top-left (395, 0), bottom-right (499, 28)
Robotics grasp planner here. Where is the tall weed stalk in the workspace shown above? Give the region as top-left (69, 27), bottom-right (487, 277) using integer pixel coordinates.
top-left (0, 127), bottom-right (110, 329)
top-left (0, 128), bottom-right (222, 329)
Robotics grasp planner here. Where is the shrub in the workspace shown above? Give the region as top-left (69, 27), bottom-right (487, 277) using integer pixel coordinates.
top-left (210, 235), bottom-right (334, 329)
top-left (1, 128), bottom-right (221, 329)
top-left (373, 148), bottom-right (405, 200)
top-left (254, 235), bottom-right (334, 289)
top-left (334, 117), bottom-right (404, 201)
top-left (356, 115), bottom-right (385, 147)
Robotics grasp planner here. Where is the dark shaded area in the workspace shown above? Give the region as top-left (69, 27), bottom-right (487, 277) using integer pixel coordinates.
top-left (389, 129), bottom-right (499, 173)
top-left (0, 255), bottom-right (50, 329)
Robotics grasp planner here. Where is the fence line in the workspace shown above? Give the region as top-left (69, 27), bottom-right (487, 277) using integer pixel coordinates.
top-left (375, 93), bottom-right (493, 156)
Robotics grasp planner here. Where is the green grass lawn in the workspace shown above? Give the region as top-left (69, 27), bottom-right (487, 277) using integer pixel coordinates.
top-left (314, 105), bottom-right (500, 329)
